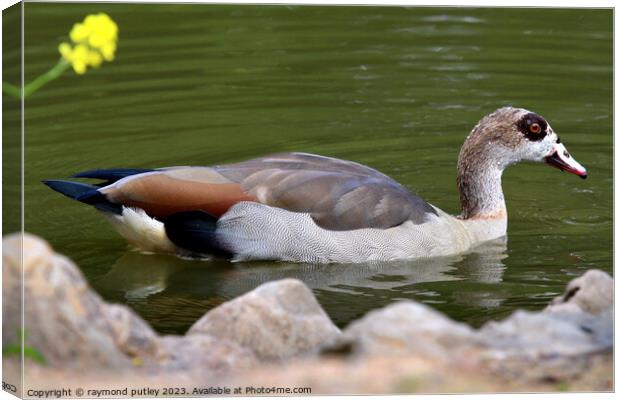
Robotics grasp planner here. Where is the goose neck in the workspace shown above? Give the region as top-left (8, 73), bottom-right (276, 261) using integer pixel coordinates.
top-left (457, 146), bottom-right (508, 220)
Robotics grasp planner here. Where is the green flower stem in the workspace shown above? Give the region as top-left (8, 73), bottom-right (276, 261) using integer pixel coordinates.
top-left (23, 59), bottom-right (71, 97)
top-left (2, 58), bottom-right (71, 99)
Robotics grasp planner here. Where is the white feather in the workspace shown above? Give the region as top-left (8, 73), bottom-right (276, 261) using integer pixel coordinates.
top-left (216, 201), bottom-right (506, 263)
top-left (104, 207), bottom-right (177, 254)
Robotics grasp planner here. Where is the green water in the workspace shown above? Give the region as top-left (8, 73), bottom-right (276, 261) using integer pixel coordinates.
top-left (5, 4), bottom-right (612, 333)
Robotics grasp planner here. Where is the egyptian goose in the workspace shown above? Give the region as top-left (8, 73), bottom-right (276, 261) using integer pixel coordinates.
top-left (44, 107), bottom-right (587, 263)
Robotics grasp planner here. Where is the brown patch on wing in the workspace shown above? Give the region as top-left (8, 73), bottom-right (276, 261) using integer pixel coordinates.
top-left (97, 153), bottom-right (437, 230)
top-left (102, 171), bottom-right (256, 219)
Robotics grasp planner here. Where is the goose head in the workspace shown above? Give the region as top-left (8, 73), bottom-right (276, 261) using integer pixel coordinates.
top-left (459, 106), bottom-right (587, 177)
top-left (457, 107), bottom-right (587, 219)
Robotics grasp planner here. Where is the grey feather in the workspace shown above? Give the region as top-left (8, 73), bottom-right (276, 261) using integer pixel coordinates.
top-left (214, 152), bottom-right (437, 230)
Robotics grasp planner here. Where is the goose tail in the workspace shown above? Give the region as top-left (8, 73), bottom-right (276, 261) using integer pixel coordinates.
top-left (43, 180), bottom-right (122, 214)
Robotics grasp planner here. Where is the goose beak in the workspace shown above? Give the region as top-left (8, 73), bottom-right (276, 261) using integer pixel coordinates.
top-left (544, 142), bottom-right (588, 179)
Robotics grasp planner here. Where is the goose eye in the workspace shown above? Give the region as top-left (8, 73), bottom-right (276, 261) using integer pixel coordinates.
top-left (529, 123), bottom-right (542, 134)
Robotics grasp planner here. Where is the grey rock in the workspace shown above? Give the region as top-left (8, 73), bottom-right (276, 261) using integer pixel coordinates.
top-left (584, 306), bottom-right (613, 349)
top-left (103, 304), bottom-right (160, 360)
top-left (4, 231), bottom-right (613, 391)
top-left (188, 278), bottom-right (341, 360)
top-left (3, 233), bottom-right (134, 369)
top-left (334, 301), bottom-right (478, 359)
top-left (155, 335), bottom-right (256, 372)
top-left (546, 269), bottom-right (613, 315)
top-left (478, 308), bottom-right (612, 359)
top-left (2, 233), bottom-right (257, 374)
top-left (332, 269), bottom-right (614, 363)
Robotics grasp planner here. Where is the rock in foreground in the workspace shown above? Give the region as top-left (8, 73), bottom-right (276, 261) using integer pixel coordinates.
top-left (188, 278), bottom-right (341, 360)
top-left (546, 269), bottom-right (613, 315)
top-left (2, 233), bottom-right (256, 374)
top-left (3, 234), bottom-right (139, 369)
top-left (330, 301), bottom-right (479, 360)
top-left (2, 233), bottom-right (613, 395)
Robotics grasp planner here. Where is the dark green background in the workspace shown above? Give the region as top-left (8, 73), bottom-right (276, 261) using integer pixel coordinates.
top-left (5, 4), bottom-right (612, 333)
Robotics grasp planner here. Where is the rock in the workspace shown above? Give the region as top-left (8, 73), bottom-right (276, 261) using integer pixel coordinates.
top-left (2, 233), bottom-right (257, 374)
top-left (188, 279), bottom-right (341, 360)
top-left (582, 306), bottom-right (613, 349)
top-left (3, 233), bottom-right (135, 369)
top-left (155, 335), bottom-right (256, 372)
top-left (546, 269), bottom-right (613, 315)
top-left (478, 309), bottom-right (611, 359)
top-left (332, 301), bottom-right (478, 359)
top-left (3, 233), bottom-right (613, 393)
top-left (330, 269), bottom-right (613, 363)
top-left (103, 304), bottom-right (160, 362)
top-left (478, 302), bottom-right (613, 383)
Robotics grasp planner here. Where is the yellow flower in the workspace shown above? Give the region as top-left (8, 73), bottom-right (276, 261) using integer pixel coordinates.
top-left (87, 50), bottom-right (103, 68)
top-left (59, 13), bottom-right (118, 75)
top-left (58, 42), bottom-right (72, 59)
top-left (69, 23), bottom-right (89, 43)
top-left (100, 42), bottom-right (117, 62)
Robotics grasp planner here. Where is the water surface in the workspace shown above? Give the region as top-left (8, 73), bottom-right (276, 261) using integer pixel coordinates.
top-left (6, 4), bottom-right (612, 333)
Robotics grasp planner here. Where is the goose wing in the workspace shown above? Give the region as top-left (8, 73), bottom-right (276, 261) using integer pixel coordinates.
top-left (98, 152), bottom-right (437, 230)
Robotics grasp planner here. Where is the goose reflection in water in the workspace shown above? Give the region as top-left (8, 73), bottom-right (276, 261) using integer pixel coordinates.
top-left (96, 237), bottom-right (507, 332)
